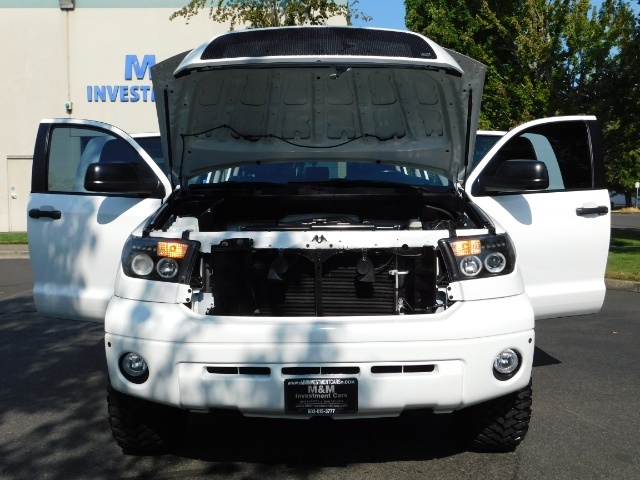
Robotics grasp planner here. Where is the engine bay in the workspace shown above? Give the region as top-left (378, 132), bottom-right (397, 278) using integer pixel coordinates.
top-left (153, 185), bottom-right (478, 233)
top-left (141, 184), bottom-right (491, 316)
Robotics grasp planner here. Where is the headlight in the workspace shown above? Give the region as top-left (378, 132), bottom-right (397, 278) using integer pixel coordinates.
top-left (484, 252), bottom-right (506, 273)
top-left (439, 234), bottom-right (515, 281)
top-left (460, 255), bottom-right (482, 276)
top-left (156, 257), bottom-right (179, 279)
top-left (121, 236), bottom-right (200, 283)
top-left (131, 252), bottom-right (154, 276)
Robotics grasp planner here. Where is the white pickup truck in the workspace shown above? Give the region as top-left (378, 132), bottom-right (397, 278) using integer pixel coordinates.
top-left (27, 27), bottom-right (610, 454)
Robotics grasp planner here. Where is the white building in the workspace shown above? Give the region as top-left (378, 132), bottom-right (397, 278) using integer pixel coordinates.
top-left (1, 1), bottom-right (347, 232)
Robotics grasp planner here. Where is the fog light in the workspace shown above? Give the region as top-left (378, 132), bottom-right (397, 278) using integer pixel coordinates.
top-left (121, 352), bottom-right (148, 377)
top-left (494, 349), bottom-right (519, 375)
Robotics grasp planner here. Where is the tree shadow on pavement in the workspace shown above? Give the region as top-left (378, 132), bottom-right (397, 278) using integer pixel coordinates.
top-left (0, 293), bottom-right (110, 480)
top-left (0, 292), bottom-right (470, 480)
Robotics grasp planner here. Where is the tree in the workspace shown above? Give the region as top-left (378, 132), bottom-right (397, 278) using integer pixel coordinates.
top-left (597, 1), bottom-right (640, 205)
top-left (405, 0), bottom-right (640, 201)
top-left (405, 0), bottom-right (556, 129)
top-left (405, 1), bottom-right (636, 124)
top-left (171, 0), bottom-right (370, 29)
top-left (549, 0), bottom-right (636, 115)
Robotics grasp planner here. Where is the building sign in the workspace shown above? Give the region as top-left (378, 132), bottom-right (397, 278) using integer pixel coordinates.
top-left (86, 54), bottom-right (155, 103)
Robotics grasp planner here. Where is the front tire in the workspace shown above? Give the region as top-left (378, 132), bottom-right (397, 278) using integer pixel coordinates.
top-left (457, 380), bottom-right (533, 452)
top-left (107, 378), bottom-right (186, 454)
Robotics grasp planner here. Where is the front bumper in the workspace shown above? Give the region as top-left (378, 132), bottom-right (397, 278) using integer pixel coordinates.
top-left (105, 293), bottom-right (534, 417)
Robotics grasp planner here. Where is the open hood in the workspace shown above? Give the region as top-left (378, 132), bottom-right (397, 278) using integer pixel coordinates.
top-left (152, 27), bottom-right (486, 187)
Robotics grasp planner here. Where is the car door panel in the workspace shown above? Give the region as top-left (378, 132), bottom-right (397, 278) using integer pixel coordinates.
top-left (28, 119), bottom-right (171, 322)
top-left (471, 190), bottom-right (609, 319)
top-left (28, 195), bottom-right (162, 322)
top-left (468, 116), bottom-right (610, 320)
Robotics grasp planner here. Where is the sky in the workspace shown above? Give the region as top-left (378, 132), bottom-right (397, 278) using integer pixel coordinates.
top-left (351, 0), bottom-right (407, 30)
top-left (351, 0), bottom-right (640, 31)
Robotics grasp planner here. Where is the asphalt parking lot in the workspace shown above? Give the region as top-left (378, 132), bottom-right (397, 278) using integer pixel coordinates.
top-left (0, 258), bottom-right (639, 480)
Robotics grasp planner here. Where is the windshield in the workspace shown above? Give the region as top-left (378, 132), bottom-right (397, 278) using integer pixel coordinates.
top-left (470, 132), bottom-right (504, 172)
top-left (134, 135), bottom-right (169, 176)
top-left (187, 161), bottom-right (453, 189)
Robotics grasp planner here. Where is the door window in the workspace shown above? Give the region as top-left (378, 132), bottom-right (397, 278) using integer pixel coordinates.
top-left (475, 121), bottom-right (594, 194)
top-left (47, 127), bottom-right (157, 193)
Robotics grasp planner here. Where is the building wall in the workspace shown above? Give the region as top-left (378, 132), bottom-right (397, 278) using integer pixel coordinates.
top-left (1, 1), bottom-right (347, 232)
top-left (0, 1), bottom-right (227, 232)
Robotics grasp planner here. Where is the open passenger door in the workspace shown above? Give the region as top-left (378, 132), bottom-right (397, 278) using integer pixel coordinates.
top-left (467, 116), bottom-right (610, 320)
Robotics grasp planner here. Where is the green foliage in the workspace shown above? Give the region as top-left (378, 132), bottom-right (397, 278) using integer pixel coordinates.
top-left (597, 2), bottom-right (640, 202)
top-left (405, 0), bottom-right (555, 129)
top-left (405, 0), bottom-right (640, 198)
top-left (0, 233), bottom-right (27, 244)
top-left (607, 228), bottom-right (640, 281)
top-left (603, 120), bottom-right (640, 201)
top-left (171, 0), bottom-right (370, 29)
top-left (551, 0), bottom-right (636, 115)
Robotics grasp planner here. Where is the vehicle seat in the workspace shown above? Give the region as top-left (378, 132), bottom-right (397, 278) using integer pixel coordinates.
top-left (99, 138), bottom-right (141, 164)
top-left (72, 136), bottom-right (110, 192)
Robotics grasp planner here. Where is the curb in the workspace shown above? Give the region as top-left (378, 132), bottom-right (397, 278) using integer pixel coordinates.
top-left (0, 251), bottom-right (30, 259)
top-left (605, 278), bottom-right (640, 294)
top-left (0, 243), bottom-right (30, 260)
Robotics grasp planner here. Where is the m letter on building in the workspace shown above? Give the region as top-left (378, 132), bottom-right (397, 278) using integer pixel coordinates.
top-left (125, 55), bottom-right (156, 80)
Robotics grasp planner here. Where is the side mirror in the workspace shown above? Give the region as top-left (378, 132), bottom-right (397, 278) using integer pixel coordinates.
top-left (479, 159), bottom-right (549, 193)
top-left (84, 163), bottom-right (165, 198)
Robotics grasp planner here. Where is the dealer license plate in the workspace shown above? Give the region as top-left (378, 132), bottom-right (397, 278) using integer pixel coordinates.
top-left (285, 378), bottom-right (358, 415)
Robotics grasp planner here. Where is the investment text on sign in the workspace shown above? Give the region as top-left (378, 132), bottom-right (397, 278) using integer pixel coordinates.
top-left (86, 55), bottom-right (156, 103)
